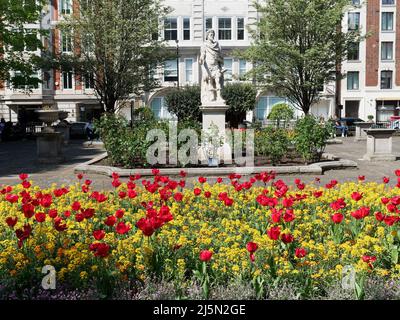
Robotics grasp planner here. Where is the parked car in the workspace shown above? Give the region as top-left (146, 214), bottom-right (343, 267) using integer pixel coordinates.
top-left (70, 122), bottom-right (88, 139)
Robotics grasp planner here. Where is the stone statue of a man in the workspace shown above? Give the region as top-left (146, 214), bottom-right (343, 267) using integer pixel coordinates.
top-left (199, 29), bottom-right (226, 104)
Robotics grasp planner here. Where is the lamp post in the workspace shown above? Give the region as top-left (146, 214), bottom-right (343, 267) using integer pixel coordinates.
top-left (175, 39), bottom-right (179, 89)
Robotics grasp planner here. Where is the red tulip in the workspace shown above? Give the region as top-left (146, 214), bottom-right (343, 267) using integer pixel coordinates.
top-left (358, 175), bottom-right (365, 181)
top-left (112, 179), bottom-right (121, 188)
top-left (194, 188), bottom-right (202, 196)
top-left (5, 194), bottom-right (18, 203)
top-left (76, 173), bottom-right (83, 180)
top-left (35, 212), bottom-right (46, 223)
top-left (75, 213), bottom-right (84, 222)
top-left (375, 212), bottom-right (385, 222)
top-left (351, 192), bottom-right (363, 201)
top-left (204, 191), bottom-right (212, 198)
top-left (283, 209), bottom-right (295, 223)
top-left (217, 177), bottom-right (223, 183)
top-left (104, 215), bottom-right (117, 226)
top-left (179, 170), bottom-right (187, 177)
top-left (93, 230), bottom-right (105, 240)
top-left (267, 226), bottom-right (281, 240)
top-left (383, 177), bottom-right (390, 184)
top-left (395, 170), bottom-right (400, 177)
top-left (271, 208), bottom-right (282, 223)
top-left (19, 173), bottom-right (29, 181)
top-left (246, 242), bottom-right (258, 253)
top-left (331, 213), bottom-right (344, 224)
top-left (198, 177), bottom-right (207, 184)
top-left (89, 242), bottom-right (110, 258)
top-left (21, 180), bottom-right (31, 189)
top-left (71, 201), bottom-right (81, 211)
top-left (281, 233), bottom-right (294, 244)
top-left (330, 198), bottom-right (346, 211)
top-left (351, 207), bottom-right (370, 220)
top-left (5, 217), bottom-right (18, 228)
top-left (174, 192), bottom-right (183, 202)
top-left (136, 218), bottom-right (155, 236)
top-left (295, 248), bottom-right (307, 258)
top-left (48, 209), bottom-right (58, 218)
top-left (115, 209), bottom-right (125, 219)
top-left (152, 169), bottom-right (160, 176)
top-left (199, 250), bottom-right (213, 262)
top-left (54, 217), bottom-right (67, 232)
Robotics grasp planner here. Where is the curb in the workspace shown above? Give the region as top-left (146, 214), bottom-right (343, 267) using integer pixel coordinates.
top-left (74, 153), bottom-right (358, 177)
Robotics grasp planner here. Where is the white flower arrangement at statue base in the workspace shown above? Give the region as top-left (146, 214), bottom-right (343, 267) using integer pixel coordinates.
top-left (202, 122), bottom-right (224, 167)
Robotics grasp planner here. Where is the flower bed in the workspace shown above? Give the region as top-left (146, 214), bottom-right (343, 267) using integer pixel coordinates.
top-left (1, 171), bottom-right (400, 299)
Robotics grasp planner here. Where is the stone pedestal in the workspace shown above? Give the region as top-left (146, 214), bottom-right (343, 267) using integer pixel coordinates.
top-left (54, 125), bottom-right (70, 145)
top-left (363, 129), bottom-right (396, 161)
top-left (36, 132), bottom-right (65, 164)
top-left (199, 103), bottom-right (232, 164)
top-left (354, 122), bottom-right (373, 141)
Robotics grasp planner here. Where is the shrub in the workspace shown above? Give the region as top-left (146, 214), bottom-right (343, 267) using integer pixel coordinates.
top-left (165, 86), bottom-right (202, 122)
top-left (95, 113), bottom-right (163, 167)
top-left (255, 127), bottom-right (290, 165)
top-left (222, 82), bottom-right (257, 128)
top-left (267, 103), bottom-right (294, 127)
top-left (293, 115), bottom-right (332, 163)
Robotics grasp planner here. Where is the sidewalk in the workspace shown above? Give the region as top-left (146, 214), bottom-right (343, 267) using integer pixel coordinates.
top-left (1, 137), bottom-right (400, 189)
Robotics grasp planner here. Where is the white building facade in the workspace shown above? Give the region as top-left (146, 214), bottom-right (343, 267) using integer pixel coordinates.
top-left (4, 0), bottom-right (396, 125)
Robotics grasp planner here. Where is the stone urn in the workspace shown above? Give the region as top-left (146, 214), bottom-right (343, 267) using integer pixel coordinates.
top-left (35, 110), bottom-right (62, 133)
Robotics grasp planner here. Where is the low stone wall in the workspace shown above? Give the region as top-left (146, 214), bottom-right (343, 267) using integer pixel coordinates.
top-left (74, 153), bottom-right (358, 177)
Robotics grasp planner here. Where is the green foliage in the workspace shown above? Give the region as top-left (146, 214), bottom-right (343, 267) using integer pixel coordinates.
top-left (293, 115), bottom-right (332, 163)
top-left (164, 86), bottom-right (202, 122)
top-left (222, 83), bottom-right (257, 128)
top-left (255, 127), bottom-right (290, 165)
top-left (165, 83), bottom-right (257, 128)
top-left (95, 112), bottom-right (202, 168)
top-left (267, 103), bottom-right (295, 126)
top-left (94, 113), bottom-right (160, 167)
top-left (55, 0), bottom-right (171, 112)
top-left (0, 0), bottom-right (45, 88)
top-left (241, 0), bottom-right (362, 114)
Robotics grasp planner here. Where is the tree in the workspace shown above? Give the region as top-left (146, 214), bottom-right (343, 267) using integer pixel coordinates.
top-left (222, 82), bottom-right (257, 128)
top-left (267, 103), bottom-right (294, 127)
top-left (164, 85), bottom-right (202, 122)
top-left (0, 0), bottom-right (44, 89)
top-left (243, 0), bottom-right (360, 115)
top-left (164, 83), bottom-right (257, 128)
top-left (56, 0), bottom-right (170, 113)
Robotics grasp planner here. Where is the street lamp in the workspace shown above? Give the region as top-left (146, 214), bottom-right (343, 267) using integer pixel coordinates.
top-left (175, 39), bottom-right (179, 89)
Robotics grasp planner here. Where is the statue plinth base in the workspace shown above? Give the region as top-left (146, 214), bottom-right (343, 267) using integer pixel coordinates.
top-left (199, 103), bottom-right (232, 164)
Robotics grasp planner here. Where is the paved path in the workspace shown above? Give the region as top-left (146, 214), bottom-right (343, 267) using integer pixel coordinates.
top-left (1, 137), bottom-right (400, 189)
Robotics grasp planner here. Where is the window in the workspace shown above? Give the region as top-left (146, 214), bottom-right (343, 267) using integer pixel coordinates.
top-left (352, 0), bottom-right (360, 5)
top-left (224, 58), bottom-right (233, 81)
top-left (60, 0), bottom-right (72, 15)
top-left (348, 12), bottom-right (360, 31)
top-left (239, 59), bottom-right (247, 78)
top-left (347, 42), bottom-right (359, 60)
top-left (25, 29), bottom-right (38, 52)
top-left (382, 12), bottom-right (394, 31)
top-left (164, 18), bottom-right (177, 40)
top-left (381, 42), bottom-right (394, 60)
top-left (185, 59), bottom-right (193, 83)
top-left (237, 18), bottom-right (244, 40)
top-left (255, 96), bottom-right (287, 120)
top-left (150, 97), bottom-right (173, 119)
top-left (164, 59), bottom-right (178, 82)
top-left (183, 18), bottom-right (190, 40)
top-left (82, 35), bottom-right (94, 54)
top-left (205, 17), bottom-right (213, 33)
top-left (347, 71), bottom-right (359, 90)
top-left (381, 70), bottom-right (393, 89)
top-left (218, 18), bottom-right (232, 40)
top-left (382, 0), bottom-right (395, 5)
top-left (84, 72), bottom-right (95, 89)
top-left (61, 32), bottom-right (72, 53)
top-left (62, 71), bottom-right (73, 89)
